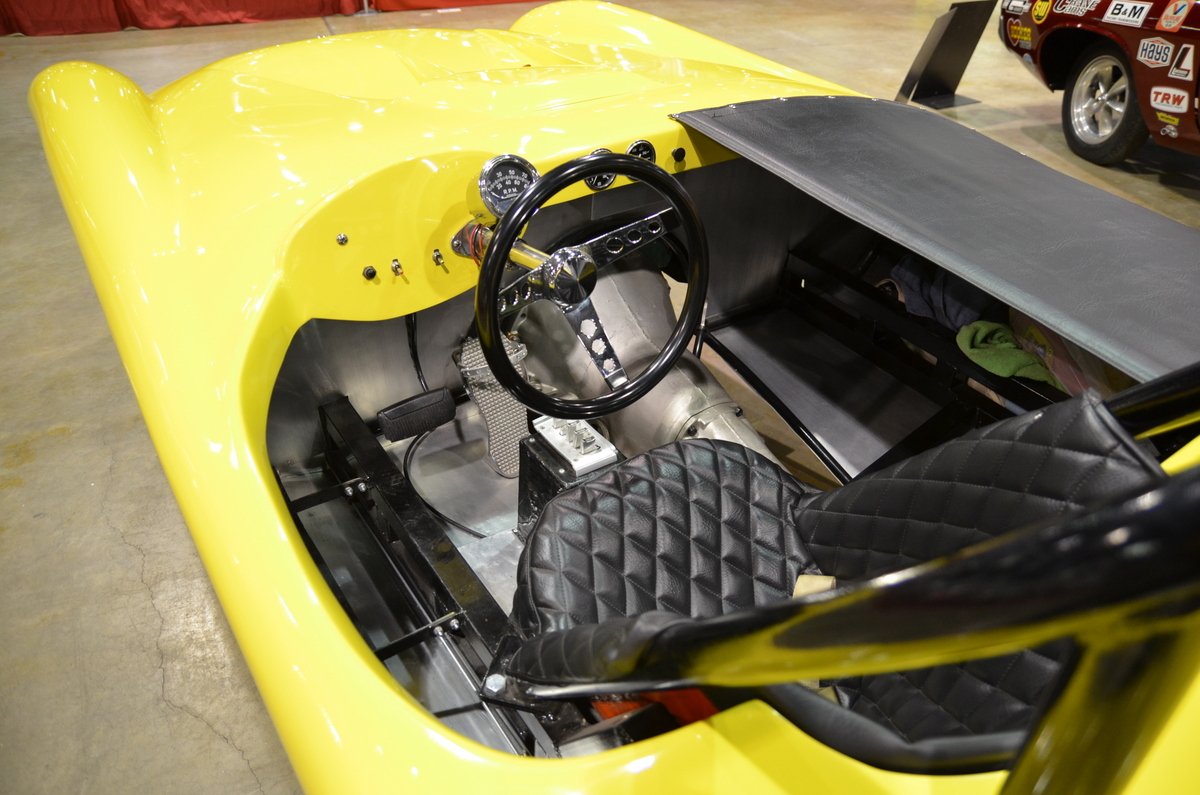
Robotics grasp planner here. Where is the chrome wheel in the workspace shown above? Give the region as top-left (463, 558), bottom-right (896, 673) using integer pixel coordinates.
top-left (1069, 54), bottom-right (1129, 145)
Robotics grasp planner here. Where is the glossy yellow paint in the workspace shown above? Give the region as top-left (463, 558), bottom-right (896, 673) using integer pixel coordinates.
top-left (26, 1), bottom-right (1194, 792)
top-left (1163, 433), bottom-right (1200, 475)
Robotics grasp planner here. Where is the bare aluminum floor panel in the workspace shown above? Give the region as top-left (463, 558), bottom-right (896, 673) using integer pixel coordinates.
top-left (709, 308), bottom-right (939, 476)
top-left (404, 403), bottom-right (519, 538)
top-left (391, 403), bottom-right (524, 614)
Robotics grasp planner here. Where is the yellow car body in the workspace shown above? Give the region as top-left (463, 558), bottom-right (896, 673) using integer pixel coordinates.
top-left (29, 2), bottom-right (1200, 792)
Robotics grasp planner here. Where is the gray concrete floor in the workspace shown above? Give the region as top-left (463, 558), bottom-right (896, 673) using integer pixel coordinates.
top-left (1, 2), bottom-right (1196, 793)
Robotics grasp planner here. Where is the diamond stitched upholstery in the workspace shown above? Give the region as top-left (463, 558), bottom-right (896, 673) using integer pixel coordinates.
top-left (791, 391), bottom-right (1161, 582)
top-left (830, 643), bottom-right (1071, 743)
top-left (511, 393), bottom-right (1163, 750)
top-left (512, 439), bottom-right (821, 635)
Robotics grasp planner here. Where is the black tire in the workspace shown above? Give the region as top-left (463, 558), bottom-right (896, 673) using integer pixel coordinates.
top-left (1061, 42), bottom-right (1148, 165)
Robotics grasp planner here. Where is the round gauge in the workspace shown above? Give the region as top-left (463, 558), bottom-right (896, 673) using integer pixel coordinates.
top-left (477, 154), bottom-right (540, 219)
top-left (626, 139), bottom-right (656, 163)
top-left (584, 149), bottom-right (616, 191)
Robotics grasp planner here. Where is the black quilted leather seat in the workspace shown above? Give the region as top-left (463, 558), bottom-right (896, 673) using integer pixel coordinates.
top-left (511, 392), bottom-right (1164, 770)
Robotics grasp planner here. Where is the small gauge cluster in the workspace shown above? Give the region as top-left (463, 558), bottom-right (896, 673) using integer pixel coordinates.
top-left (474, 140), bottom-right (659, 221)
top-left (584, 140), bottom-right (657, 192)
top-left (476, 154), bottom-right (540, 220)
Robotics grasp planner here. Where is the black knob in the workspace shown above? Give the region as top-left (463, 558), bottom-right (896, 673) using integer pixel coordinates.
top-left (671, 147), bottom-right (686, 163)
top-left (362, 266), bottom-right (377, 280)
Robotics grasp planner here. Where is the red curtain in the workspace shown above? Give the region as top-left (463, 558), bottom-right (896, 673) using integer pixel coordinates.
top-left (1, 0), bottom-right (123, 35)
top-left (373, 0), bottom-right (517, 9)
top-left (0, 0), bottom-right (510, 35)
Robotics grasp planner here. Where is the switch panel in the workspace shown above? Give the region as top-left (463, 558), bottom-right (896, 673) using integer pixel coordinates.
top-left (532, 416), bottom-right (619, 477)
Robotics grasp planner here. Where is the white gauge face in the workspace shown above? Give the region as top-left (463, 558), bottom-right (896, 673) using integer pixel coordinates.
top-left (478, 155), bottom-right (539, 218)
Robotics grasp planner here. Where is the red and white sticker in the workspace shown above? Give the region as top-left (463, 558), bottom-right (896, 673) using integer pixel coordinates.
top-left (1157, 0), bottom-right (1194, 31)
top-left (1170, 43), bottom-right (1195, 79)
top-left (1102, 0), bottom-right (1152, 26)
top-left (1137, 37), bottom-right (1174, 66)
top-left (1150, 85), bottom-right (1190, 112)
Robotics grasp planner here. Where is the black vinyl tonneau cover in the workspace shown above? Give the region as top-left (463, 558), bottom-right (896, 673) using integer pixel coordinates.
top-left (676, 96), bottom-right (1199, 381)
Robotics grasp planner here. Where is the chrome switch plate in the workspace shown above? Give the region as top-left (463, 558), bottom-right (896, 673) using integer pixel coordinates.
top-left (532, 415), bottom-right (619, 477)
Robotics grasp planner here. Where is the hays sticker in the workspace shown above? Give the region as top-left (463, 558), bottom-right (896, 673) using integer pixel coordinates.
top-left (1170, 43), bottom-right (1195, 79)
top-left (1102, 0), bottom-right (1152, 26)
top-left (1137, 37), bottom-right (1174, 66)
top-left (1157, 0), bottom-right (1194, 31)
top-left (1150, 85), bottom-right (1190, 112)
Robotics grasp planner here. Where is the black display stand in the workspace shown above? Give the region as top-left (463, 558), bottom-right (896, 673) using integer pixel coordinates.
top-left (896, 0), bottom-right (998, 109)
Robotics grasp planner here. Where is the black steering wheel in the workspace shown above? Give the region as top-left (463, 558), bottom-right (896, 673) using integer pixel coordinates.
top-left (474, 152), bottom-right (709, 420)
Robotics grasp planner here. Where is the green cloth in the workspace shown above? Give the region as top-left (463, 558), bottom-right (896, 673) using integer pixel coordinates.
top-left (956, 321), bottom-right (1064, 391)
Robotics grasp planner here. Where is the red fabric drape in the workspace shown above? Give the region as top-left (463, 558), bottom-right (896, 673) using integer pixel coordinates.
top-left (0, 0), bottom-right (509, 35)
top-left (373, 0), bottom-right (517, 9)
top-left (115, 0), bottom-right (359, 30)
top-left (1, 0), bottom-right (122, 36)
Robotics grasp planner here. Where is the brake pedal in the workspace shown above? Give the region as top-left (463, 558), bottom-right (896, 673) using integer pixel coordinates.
top-left (456, 336), bottom-right (529, 478)
top-left (377, 388), bottom-right (456, 442)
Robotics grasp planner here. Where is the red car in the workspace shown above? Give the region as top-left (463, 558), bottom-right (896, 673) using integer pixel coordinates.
top-left (1001, 0), bottom-right (1199, 163)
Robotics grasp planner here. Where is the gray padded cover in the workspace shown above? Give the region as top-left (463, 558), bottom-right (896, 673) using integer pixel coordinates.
top-left (675, 96), bottom-right (1200, 382)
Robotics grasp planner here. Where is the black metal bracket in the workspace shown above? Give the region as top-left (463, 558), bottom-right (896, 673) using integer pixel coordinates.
top-left (897, 0), bottom-right (998, 109)
top-left (288, 476), bottom-right (369, 513)
top-left (318, 396), bottom-right (516, 660)
top-left (374, 611), bottom-right (465, 661)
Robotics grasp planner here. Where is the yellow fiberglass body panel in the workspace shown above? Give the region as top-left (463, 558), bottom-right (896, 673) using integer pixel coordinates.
top-left (28, 1), bottom-right (1198, 792)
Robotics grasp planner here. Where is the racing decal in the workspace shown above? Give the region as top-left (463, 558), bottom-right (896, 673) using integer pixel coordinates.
top-left (1157, 110), bottom-right (1182, 124)
top-left (1004, 0), bottom-right (1031, 11)
top-left (1032, 0), bottom-right (1052, 22)
top-left (1150, 85), bottom-right (1190, 112)
top-left (1102, 0), bottom-right (1152, 26)
top-left (1049, 0), bottom-right (1100, 18)
top-left (1007, 18), bottom-right (1034, 47)
top-left (1137, 37), bottom-right (1175, 66)
top-left (1156, 0), bottom-right (1194, 31)
top-left (1169, 43), bottom-right (1195, 79)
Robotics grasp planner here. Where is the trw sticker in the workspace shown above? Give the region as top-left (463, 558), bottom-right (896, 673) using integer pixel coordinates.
top-left (1150, 85), bottom-right (1190, 112)
top-left (1156, 0), bottom-right (1194, 31)
top-left (1137, 37), bottom-right (1174, 66)
top-left (1169, 43), bottom-right (1195, 79)
top-left (1102, 0), bottom-right (1152, 26)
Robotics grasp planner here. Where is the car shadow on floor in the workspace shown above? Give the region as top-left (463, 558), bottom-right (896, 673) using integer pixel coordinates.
top-left (1120, 141), bottom-right (1200, 199)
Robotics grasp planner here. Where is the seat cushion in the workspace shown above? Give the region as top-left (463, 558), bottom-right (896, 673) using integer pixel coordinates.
top-left (788, 391), bottom-right (1161, 744)
top-left (512, 439), bottom-right (821, 636)
top-left (830, 643), bottom-right (1072, 743)
top-left (510, 393), bottom-right (1164, 760)
top-left (792, 391), bottom-right (1163, 581)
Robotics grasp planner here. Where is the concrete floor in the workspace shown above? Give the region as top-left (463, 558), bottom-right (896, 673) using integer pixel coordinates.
top-left (1, 2), bottom-right (1197, 793)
